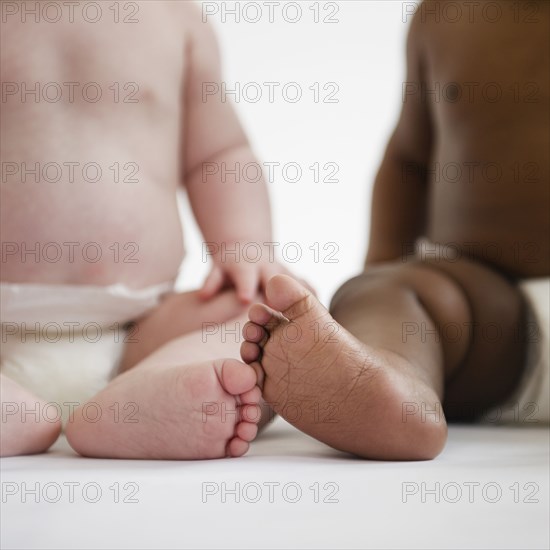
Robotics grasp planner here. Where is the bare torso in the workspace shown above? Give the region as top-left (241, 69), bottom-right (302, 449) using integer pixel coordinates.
top-left (1, 1), bottom-right (194, 287)
top-left (423, 1), bottom-right (549, 277)
top-left (3, 2), bottom-right (548, 285)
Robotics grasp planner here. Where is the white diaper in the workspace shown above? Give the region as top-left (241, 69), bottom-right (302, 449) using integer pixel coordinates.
top-left (484, 278), bottom-right (550, 425)
top-left (0, 281), bottom-right (174, 425)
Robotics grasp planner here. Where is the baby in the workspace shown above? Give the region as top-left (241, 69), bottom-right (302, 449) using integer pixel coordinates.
top-left (1, 1), bottom-right (292, 458)
top-left (241, 0), bottom-right (549, 459)
top-left (2, 0), bottom-right (549, 462)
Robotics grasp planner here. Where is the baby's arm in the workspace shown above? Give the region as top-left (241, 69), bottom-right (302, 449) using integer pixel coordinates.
top-left (183, 10), bottom-right (284, 302)
top-left (366, 11), bottom-right (432, 265)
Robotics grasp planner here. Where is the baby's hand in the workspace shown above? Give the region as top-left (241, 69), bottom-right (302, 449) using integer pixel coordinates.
top-left (199, 258), bottom-right (294, 303)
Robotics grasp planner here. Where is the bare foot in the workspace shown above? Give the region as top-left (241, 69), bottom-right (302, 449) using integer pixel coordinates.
top-left (65, 359), bottom-right (261, 459)
top-left (1, 374), bottom-right (62, 457)
top-left (241, 275), bottom-right (446, 460)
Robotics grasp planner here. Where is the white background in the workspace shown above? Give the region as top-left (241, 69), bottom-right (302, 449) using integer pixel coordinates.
top-left (179, 0), bottom-right (410, 305)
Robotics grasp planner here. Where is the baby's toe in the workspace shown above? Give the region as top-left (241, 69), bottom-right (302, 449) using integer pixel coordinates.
top-left (242, 321), bottom-right (267, 343)
top-left (227, 437), bottom-right (249, 457)
top-left (217, 359), bottom-right (257, 396)
top-left (248, 303), bottom-right (285, 331)
top-left (240, 340), bottom-right (262, 363)
top-left (236, 421), bottom-right (258, 442)
top-left (239, 385), bottom-right (261, 405)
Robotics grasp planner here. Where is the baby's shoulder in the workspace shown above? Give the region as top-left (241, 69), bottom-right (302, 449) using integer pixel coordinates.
top-left (163, 1), bottom-right (217, 45)
top-left (407, 0), bottom-right (547, 45)
top-left (164, 1), bottom-right (208, 28)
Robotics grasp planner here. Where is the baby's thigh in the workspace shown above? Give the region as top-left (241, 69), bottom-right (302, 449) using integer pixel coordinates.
top-left (416, 256), bottom-right (526, 420)
top-left (144, 289), bottom-right (250, 334)
top-left (120, 289), bottom-right (252, 371)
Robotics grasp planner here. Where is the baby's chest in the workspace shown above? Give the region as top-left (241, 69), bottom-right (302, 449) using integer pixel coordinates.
top-left (1, 9), bottom-right (186, 111)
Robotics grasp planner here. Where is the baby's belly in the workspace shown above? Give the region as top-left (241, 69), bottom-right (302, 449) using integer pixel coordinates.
top-left (0, 4), bottom-right (188, 289)
top-left (427, 151), bottom-right (550, 278)
top-left (1, 168), bottom-right (185, 288)
top-left (427, 223), bottom-right (549, 278)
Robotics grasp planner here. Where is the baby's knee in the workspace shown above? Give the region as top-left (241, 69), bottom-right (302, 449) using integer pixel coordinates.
top-left (333, 260), bottom-right (468, 320)
top-left (330, 261), bottom-right (442, 312)
top-left (329, 267), bottom-right (390, 313)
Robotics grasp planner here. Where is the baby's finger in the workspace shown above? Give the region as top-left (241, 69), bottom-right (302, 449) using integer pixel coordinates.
top-left (199, 266), bottom-right (225, 300)
top-left (234, 266), bottom-right (259, 304)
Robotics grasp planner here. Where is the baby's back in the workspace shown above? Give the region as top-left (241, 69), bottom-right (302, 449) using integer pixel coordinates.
top-left (416, 0), bottom-right (549, 277)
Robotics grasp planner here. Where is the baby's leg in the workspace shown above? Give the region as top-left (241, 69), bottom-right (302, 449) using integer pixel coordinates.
top-left (1, 374), bottom-right (62, 457)
top-left (65, 311), bottom-right (262, 459)
top-left (241, 259), bottom-right (525, 460)
top-left (118, 289), bottom-right (249, 372)
top-left (119, 288), bottom-right (274, 430)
